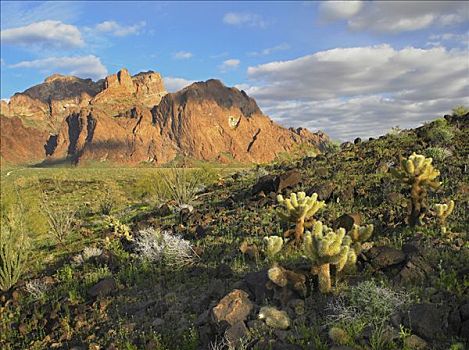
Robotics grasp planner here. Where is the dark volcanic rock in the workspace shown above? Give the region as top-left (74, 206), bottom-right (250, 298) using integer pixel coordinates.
top-left (251, 170), bottom-right (302, 195)
top-left (307, 182), bottom-right (335, 201)
top-left (402, 303), bottom-right (449, 340)
top-left (88, 277), bottom-right (117, 297)
top-left (366, 246), bottom-right (406, 270)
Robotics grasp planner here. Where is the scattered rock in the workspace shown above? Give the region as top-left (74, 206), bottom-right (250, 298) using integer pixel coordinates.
top-left (88, 277), bottom-right (117, 297)
top-left (366, 246), bottom-right (405, 270)
top-left (307, 182), bottom-right (335, 201)
top-left (267, 266), bottom-right (306, 296)
top-left (395, 255), bottom-right (432, 285)
top-left (402, 303), bottom-right (449, 340)
top-left (354, 137), bottom-right (362, 144)
top-left (251, 170), bottom-right (303, 195)
top-left (276, 170), bottom-right (302, 192)
top-left (240, 241), bottom-right (260, 260)
top-left (216, 263), bottom-right (233, 279)
top-left (459, 303), bottom-right (469, 321)
top-left (460, 320), bottom-right (469, 341)
top-left (333, 213), bottom-right (361, 232)
top-left (258, 306), bottom-right (290, 330)
top-left (243, 269), bottom-right (271, 303)
top-left (225, 321), bottom-right (249, 347)
top-left (212, 289), bottom-right (253, 326)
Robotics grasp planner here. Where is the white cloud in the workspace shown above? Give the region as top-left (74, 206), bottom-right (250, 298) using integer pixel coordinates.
top-left (223, 12), bottom-right (267, 28)
top-left (9, 55), bottom-right (108, 80)
top-left (0, 20), bottom-right (84, 48)
top-left (173, 51), bottom-right (193, 60)
top-left (319, 1), bottom-right (363, 20)
top-left (248, 43), bottom-right (290, 57)
top-left (95, 20), bottom-right (146, 36)
top-left (246, 45), bottom-right (469, 140)
top-left (219, 58), bottom-right (240, 72)
top-left (346, 1), bottom-right (469, 33)
top-left (164, 77), bottom-right (195, 92)
top-left (427, 32), bottom-right (469, 47)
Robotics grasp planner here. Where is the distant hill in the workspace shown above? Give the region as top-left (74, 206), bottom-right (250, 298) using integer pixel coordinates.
top-left (0, 69), bottom-right (328, 166)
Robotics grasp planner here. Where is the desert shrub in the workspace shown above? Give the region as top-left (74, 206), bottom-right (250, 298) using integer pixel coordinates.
top-left (98, 181), bottom-right (126, 215)
top-left (134, 227), bottom-right (196, 267)
top-left (322, 140), bottom-right (340, 154)
top-left (425, 118), bottom-right (454, 145)
top-left (41, 194), bottom-right (78, 244)
top-left (451, 105), bottom-right (469, 117)
top-left (0, 206), bottom-right (30, 292)
top-left (25, 278), bottom-right (49, 300)
top-left (161, 168), bottom-right (211, 206)
top-left (424, 146), bottom-right (452, 162)
top-left (327, 280), bottom-right (411, 326)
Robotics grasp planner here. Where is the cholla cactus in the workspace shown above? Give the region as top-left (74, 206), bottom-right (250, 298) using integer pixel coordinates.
top-left (263, 236), bottom-right (284, 258)
top-left (105, 216), bottom-right (133, 241)
top-left (435, 200), bottom-right (455, 234)
top-left (258, 306), bottom-right (291, 330)
top-left (348, 224), bottom-right (374, 254)
top-left (391, 153), bottom-right (441, 226)
top-left (277, 192), bottom-right (325, 242)
top-left (304, 221), bottom-right (355, 293)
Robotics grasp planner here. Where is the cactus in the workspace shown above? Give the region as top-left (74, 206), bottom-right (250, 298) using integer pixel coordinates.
top-left (303, 221), bottom-right (355, 293)
top-left (391, 153), bottom-right (441, 226)
top-left (258, 306), bottom-right (291, 329)
top-left (348, 224), bottom-right (374, 254)
top-left (435, 200), bottom-right (455, 234)
top-left (267, 265), bottom-right (307, 296)
top-left (277, 192), bottom-right (325, 242)
top-left (263, 236), bottom-right (284, 258)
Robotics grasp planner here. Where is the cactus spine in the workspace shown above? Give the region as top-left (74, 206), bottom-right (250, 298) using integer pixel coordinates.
top-left (303, 221), bottom-right (355, 293)
top-left (435, 200), bottom-right (455, 234)
top-left (277, 192), bottom-right (325, 242)
top-left (391, 153), bottom-right (441, 226)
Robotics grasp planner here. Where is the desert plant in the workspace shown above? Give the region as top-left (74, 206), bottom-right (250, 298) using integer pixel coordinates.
top-left (134, 227), bottom-right (196, 267)
top-left (348, 224), bottom-right (374, 255)
top-left (451, 105), bottom-right (469, 117)
top-left (105, 215), bottom-right (133, 241)
top-left (434, 200), bottom-right (455, 234)
top-left (391, 153), bottom-right (441, 226)
top-left (263, 236), bottom-right (284, 259)
top-left (161, 168), bottom-right (207, 206)
top-left (277, 192), bottom-right (325, 243)
top-left (25, 279), bottom-right (49, 300)
top-left (424, 146), bottom-right (452, 162)
top-left (425, 118), bottom-right (454, 145)
top-left (41, 193), bottom-right (77, 244)
top-left (0, 208), bottom-right (30, 292)
top-left (303, 221), bottom-right (356, 293)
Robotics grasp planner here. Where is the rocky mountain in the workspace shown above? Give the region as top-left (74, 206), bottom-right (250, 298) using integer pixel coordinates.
top-left (0, 69), bottom-right (328, 166)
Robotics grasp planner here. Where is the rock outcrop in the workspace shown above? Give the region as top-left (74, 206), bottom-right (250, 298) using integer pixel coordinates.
top-left (1, 69), bottom-right (328, 166)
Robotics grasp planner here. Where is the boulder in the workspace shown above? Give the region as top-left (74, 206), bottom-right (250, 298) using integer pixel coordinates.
top-left (212, 289), bottom-right (253, 326)
top-left (88, 277), bottom-right (117, 297)
top-left (402, 303), bottom-right (449, 340)
top-left (307, 182), bottom-right (335, 201)
top-left (333, 213), bottom-right (362, 232)
top-left (366, 246), bottom-right (406, 270)
top-left (225, 321), bottom-right (249, 347)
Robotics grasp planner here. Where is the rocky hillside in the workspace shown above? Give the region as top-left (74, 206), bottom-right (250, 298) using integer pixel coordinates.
top-left (0, 69), bottom-right (328, 166)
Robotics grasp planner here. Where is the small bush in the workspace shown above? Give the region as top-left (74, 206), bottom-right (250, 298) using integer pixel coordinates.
top-left (424, 147), bottom-right (452, 162)
top-left (134, 227), bottom-right (196, 267)
top-left (327, 280), bottom-right (411, 326)
top-left (25, 279), bottom-right (49, 300)
top-left (41, 191), bottom-right (78, 244)
top-left (0, 207), bottom-right (30, 292)
top-left (425, 118), bottom-right (454, 145)
top-left (451, 105), bottom-right (469, 117)
top-left (161, 168), bottom-right (209, 206)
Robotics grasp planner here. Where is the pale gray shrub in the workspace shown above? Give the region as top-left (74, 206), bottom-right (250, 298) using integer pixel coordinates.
top-left (134, 227), bottom-right (196, 267)
top-left (25, 279), bottom-right (49, 300)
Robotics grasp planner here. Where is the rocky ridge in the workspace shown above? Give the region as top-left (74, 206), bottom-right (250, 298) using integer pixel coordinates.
top-left (1, 69), bottom-right (328, 166)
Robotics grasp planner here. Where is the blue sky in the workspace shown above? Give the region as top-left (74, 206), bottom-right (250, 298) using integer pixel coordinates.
top-left (1, 1), bottom-right (468, 140)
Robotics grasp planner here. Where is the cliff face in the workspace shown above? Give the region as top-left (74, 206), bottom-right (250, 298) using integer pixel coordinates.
top-left (1, 69), bottom-right (328, 166)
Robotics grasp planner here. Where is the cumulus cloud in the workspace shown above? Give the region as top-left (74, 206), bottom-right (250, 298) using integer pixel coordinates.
top-left (219, 58), bottom-right (240, 72)
top-left (248, 43), bottom-right (290, 57)
top-left (427, 32), bottom-right (469, 47)
top-left (319, 1), bottom-right (363, 20)
top-left (164, 77), bottom-right (195, 92)
top-left (223, 12), bottom-right (267, 28)
top-left (0, 20), bottom-right (84, 48)
top-left (9, 55), bottom-right (108, 80)
top-left (95, 20), bottom-right (146, 36)
top-left (173, 51), bottom-right (193, 60)
top-left (347, 1), bottom-right (469, 33)
top-left (246, 45), bottom-right (469, 140)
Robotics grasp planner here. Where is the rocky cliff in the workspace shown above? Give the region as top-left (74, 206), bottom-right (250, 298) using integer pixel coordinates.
top-left (1, 69), bottom-right (328, 166)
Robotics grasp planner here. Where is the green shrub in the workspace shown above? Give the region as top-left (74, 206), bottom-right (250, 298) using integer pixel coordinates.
top-left (451, 105), bottom-right (469, 117)
top-left (161, 168), bottom-right (214, 206)
top-left (41, 193), bottom-right (78, 244)
top-left (0, 207), bottom-right (30, 291)
top-left (424, 147), bottom-right (452, 162)
top-left (425, 118), bottom-right (454, 145)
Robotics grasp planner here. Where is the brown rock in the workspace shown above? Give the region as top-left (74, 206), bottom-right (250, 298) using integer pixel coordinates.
top-left (307, 182), bottom-right (335, 201)
top-left (334, 213), bottom-right (362, 232)
top-left (366, 246), bottom-right (406, 270)
top-left (88, 277), bottom-right (117, 297)
top-left (212, 289), bottom-right (253, 326)
top-left (225, 321), bottom-right (249, 347)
